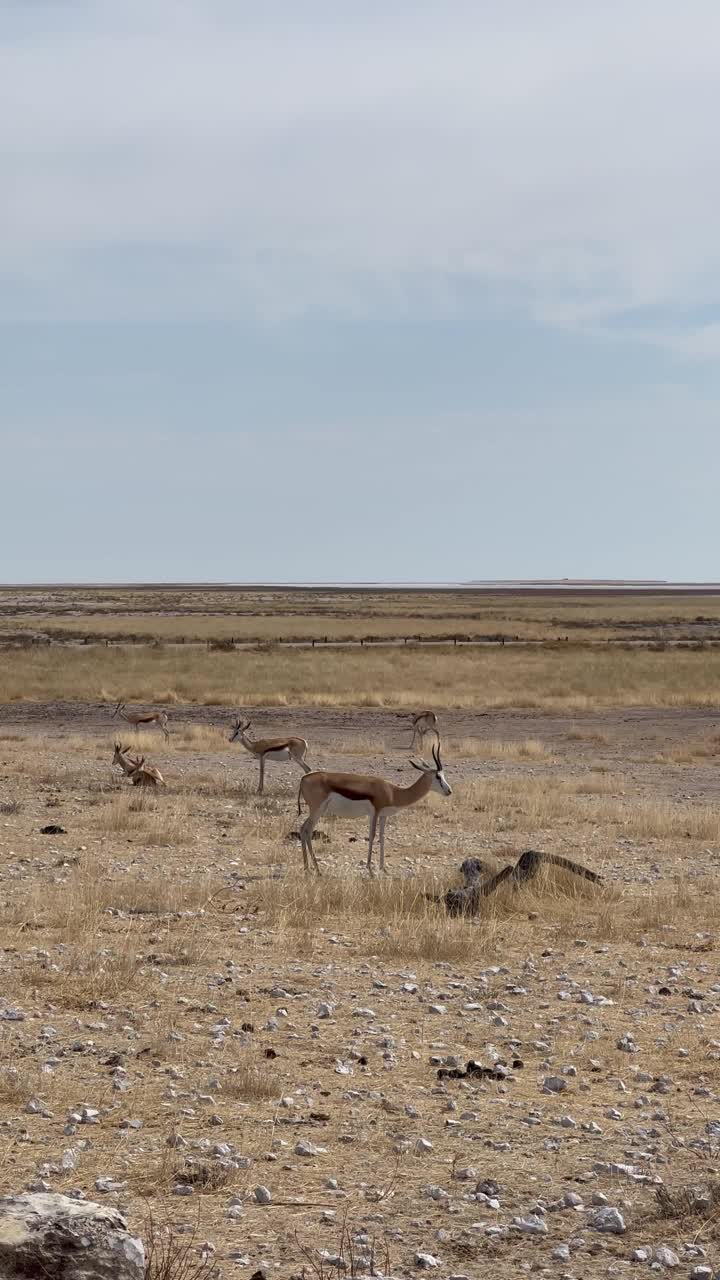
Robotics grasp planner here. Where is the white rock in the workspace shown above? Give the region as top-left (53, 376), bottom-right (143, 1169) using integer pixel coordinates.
top-left (0, 1192), bottom-right (144, 1278)
top-left (295, 1141), bottom-right (326, 1158)
top-left (254, 1185), bottom-right (272, 1204)
top-left (563, 1191), bottom-right (583, 1208)
top-left (415, 1253), bottom-right (441, 1268)
top-left (424, 1185), bottom-right (448, 1202)
top-left (95, 1177), bottom-right (127, 1194)
top-left (590, 1206), bottom-right (626, 1234)
top-left (543, 1076), bottom-right (568, 1094)
top-left (512, 1215), bottom-right (548, 1235)
top-left (652, 1245), bottom-right (680, 1268)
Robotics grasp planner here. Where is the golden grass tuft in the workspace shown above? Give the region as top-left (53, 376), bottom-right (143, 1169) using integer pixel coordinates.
top-left (448, 736), bottom-right (554, 761)
top-left (218, 1061), bottom-right (279, 1102)
top-left (92, 791), bottom-right (193, 845)
top-left (333, 734), bottom-right (388, 757)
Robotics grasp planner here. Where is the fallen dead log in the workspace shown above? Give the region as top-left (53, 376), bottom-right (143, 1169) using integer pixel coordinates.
top-left (443, 849), bottom-right (602, 916)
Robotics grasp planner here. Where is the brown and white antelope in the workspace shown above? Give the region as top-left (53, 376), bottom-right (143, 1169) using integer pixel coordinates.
top-left (112, 742), bottom-right (165, 787)
top-left (229, 718), bottom-right (311, 794)
top-left (297, 740), bottom-right (452, 875)
top-left (112, 702), bottom-right (170, 742)
top-left (405, 710), bottom-right (439, 752)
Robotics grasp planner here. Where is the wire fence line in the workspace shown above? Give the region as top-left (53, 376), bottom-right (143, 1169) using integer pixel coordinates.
top-left (3, 633), bottom-right (720, 652)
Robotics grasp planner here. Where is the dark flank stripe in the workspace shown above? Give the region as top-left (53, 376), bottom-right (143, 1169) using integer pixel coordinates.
top-left (329, 783), bottom-right (374, 802)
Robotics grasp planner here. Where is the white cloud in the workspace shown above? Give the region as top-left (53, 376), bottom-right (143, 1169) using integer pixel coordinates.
top-left (2, 1), bottom-right (720, 346)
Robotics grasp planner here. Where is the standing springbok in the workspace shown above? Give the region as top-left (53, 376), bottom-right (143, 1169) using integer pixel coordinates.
top-left (297, 740), bottom-right (452, 875)
top-left (229, 718), bottom-right (311, 794)
top-left (113, 702), bottom-right (170, 742)
top-left (112, 743), bottom-right (165, 787)
top-left (403, 710), bottom-right (439, 751)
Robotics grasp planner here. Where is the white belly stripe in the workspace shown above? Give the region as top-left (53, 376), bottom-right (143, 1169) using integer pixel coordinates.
top-left (325, 793), bottom-right (375, 818)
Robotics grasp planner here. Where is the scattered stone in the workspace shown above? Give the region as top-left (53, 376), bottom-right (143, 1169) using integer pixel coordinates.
top-left (295, 1141), bottom-right (326, 1158)
top-left (652, 1245), bottom-right (680, 1268)
top-left (543, 1076), bottom-right (568, 1093)
top-left (590, 1205), bottom-right (626, 1234)
top-left (94, 1176), bottom-right (127, 1194)
top-left (512, 1214), bottom-right (548, 1235)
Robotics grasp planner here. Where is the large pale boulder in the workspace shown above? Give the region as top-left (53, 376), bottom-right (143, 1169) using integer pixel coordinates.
top-left (0, 1193), bottom-right (144, 1279)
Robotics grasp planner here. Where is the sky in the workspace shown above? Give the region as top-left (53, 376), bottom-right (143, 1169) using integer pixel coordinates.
top-left (2, 0), bottom-right (720, 583)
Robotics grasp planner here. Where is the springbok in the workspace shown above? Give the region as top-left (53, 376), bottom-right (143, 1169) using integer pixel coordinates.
top-left (112, 742), bottom-right (165, 787)
top-left (297, 740), bottom-right (452, 875)
top-left (229, 718), bottom-right (311, 794)
top-left (403, 710), bottom-right (439, 751)
top-left (112, 702), bottom-right (170, 742)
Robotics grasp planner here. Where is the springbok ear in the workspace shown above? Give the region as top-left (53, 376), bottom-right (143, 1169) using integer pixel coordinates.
top-left (408, 758), bottom-right (426, 771)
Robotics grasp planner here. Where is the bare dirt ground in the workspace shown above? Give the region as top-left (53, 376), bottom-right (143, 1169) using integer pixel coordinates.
top-left (0, 703), bottom-right (719, 1278)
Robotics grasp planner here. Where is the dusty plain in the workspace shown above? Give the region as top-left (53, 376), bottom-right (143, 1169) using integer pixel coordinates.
top-left (0, 587), bottom-right (719, 1278)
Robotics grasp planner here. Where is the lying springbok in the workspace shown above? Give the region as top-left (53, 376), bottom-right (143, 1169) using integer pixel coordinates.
top-left (229, 718), bottom-right (311, 794)
top-left (297, 740), bottom-right (452, 875)
top-left (112, 742), bottom-right (165, 787)
top-left (112, 702), bottom-right (170, 742)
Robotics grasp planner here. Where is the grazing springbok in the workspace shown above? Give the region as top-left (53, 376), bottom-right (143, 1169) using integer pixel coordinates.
top-left (112, 702), bottom-right (170, 742)
top-left (229, 718), bottom-right (311, 794)
top-left (112, 742), bottom-right (165, 787)
top-left (403, 710), bottom-right (439, 751)
top-left (297, 740), bottom-right (452, 875)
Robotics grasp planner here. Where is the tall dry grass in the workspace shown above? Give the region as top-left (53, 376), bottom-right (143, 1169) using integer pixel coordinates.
top-left (458, 773), bottom-right (720, 842)
top-left (246, 856), bottom-right (711, 956)
top-left (4, 643), bottom-right (720, 708)
top-left (447, 736), bottom-right (554, 761)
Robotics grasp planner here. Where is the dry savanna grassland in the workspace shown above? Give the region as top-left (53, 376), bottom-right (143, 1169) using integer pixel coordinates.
top-left (1, 586), bottom-right (720, 1278)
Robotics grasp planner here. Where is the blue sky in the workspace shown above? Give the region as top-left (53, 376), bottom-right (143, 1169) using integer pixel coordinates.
top-left (3, 1), bottom-right (720, 582)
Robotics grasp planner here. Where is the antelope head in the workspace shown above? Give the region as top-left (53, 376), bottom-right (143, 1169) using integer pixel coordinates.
top-left (410, 739), bottom-right (452, 796)
top-left (229, 718), bottom-right (251, 743)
